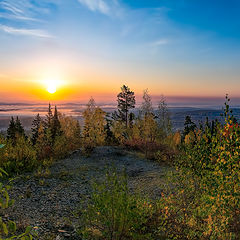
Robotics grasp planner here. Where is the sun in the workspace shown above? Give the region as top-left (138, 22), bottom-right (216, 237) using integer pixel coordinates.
top-left (47, 82), bottom-right (57, 94)
top-left (45, 79), bottom-right (59, 94)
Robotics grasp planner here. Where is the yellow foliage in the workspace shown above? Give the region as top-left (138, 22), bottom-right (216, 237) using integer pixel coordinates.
top-left (184, 131), bottom-right (195, 144)
top-left (83, 99), bottom-right (106, 147)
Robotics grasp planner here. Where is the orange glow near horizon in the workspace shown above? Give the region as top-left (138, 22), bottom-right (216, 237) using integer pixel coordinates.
top-left (0, 71), bottom-right (239, 103)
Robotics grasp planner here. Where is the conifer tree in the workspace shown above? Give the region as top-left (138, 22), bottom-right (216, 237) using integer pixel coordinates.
top-left (31, 113), bottom-right (42, 145)
top-left (105, 113), bottom-right (114, 143)
top-left (45, 103), bottom-right (53, 129)
top-left (7, 117), bottom-right (25, 143)
top-left (114, 85), bottom-right (136, 128)
top-left (52, 105), bottom-right (62, 140)
top-left (15, 117), bottom-right (25, 137)
top-left (183, 115), bottom-right (196, 137)
top-left (7, 117), bottom-right (16, 141)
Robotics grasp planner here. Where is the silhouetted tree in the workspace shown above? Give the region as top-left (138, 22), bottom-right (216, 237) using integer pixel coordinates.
top-left (183, 115), bottom-right (196, 137)
top-left (114, 85), bottom-right (135, 128)
top-left (7, 117), bottom-right (16, 141)
top-left (7, 117), bottom-right (25, 144)
top-left (52, 105), bottom-right (62, 140)
top-left (105, 113), bottom-right (114, 144)
top-left (31, 113), bottom-right (42, 145)
top-left (45, 103), bottom-right (53, 129)
top-left (15, 117), bottom-right (25, 137)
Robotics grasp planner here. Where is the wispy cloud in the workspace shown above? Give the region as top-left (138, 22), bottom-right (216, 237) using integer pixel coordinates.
top-left (77, 0), bottom-right (110, 15)
top-left (1, 1), bottom-right (23, 15)
top-left (77, 0), bottom-right (124, 17)
top-left (151, 39), bottom-right (170, 46)
top-left (0, 13), bottom-right (39, 22)
top-left (0, 0), bottom-right (55, 38)
top-left (0, 24), bottom-right (53, 38)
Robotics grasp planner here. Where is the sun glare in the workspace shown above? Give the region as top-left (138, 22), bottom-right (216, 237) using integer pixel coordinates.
top-left (44, 79), bottom-right (61, 94)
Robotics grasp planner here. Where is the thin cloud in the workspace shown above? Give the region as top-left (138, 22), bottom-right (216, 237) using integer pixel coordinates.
top-left (77, 0), bottom-right (110, 15)
top-left (0, 0), bottom-right (49, 21)
top-left (77, 0), bottom-right (124, 17)
top-left (0, 13), bottom-right (39, 22)
top-left (151, 39), bottom-right (169, 46)
top-left (0, 0), bottom-right (56, 38)
top-left (0, 24), bottom-right (53, 38)
top-left (1, 1), bottom-right (23, 15)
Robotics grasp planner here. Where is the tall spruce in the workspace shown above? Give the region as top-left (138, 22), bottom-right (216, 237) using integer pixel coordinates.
top-left (114, 85), bottom-right (136, 128)
top-left (183, 115), bottom-right (196, 137)
top-left (7, 117), bottom-right (16, 141)
top-left (52, 105), bottom-right (62, 140)
top-left (7, 117), bottom-right (25, 143)
top-left (15, 117), bottom-right (25, 137)
top-left (31, 113), bottom-right (42, 145)
top-left (45, 103), bottom-right (53, 129)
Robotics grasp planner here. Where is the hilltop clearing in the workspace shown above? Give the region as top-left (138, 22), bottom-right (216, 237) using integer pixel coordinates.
top-left (6, 146), bottom-right (171, 239)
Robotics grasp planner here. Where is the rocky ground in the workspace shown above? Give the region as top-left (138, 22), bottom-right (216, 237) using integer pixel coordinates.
top-left (4, 146), bottom-right (171, 239)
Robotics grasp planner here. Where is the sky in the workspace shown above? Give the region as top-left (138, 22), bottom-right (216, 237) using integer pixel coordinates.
top-left (0, 0), bottom-right (240, 104)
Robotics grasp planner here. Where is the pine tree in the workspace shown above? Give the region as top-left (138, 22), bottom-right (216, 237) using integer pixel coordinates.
top-left (7, 117), bottom-right (16, 141)
top-left (183, 115), bottom-right (196, 137)
top-left (31, 114), bottom-right (42, 145)
top-left (15, 117), bottom-right (25, 137)
top-left (7, 117), bottom-right (25, 144)
top-left (52, 105), bottom-right (62, 140)
top-left (114, 85), bottom-right (135, 128)
top-left (45, 103), bottom-right (53, 129)
top-left (105, 113), bottom-right (114, 143)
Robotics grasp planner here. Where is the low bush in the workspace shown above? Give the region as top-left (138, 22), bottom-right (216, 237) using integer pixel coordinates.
top-left (124, 138), bottom-right (177, 163)
top-left (156, 98), bottom-right (240, 239)
top-left (77, 169), bottom-right (156, 240)
top-left (0, 136), bottom-right (37, 174)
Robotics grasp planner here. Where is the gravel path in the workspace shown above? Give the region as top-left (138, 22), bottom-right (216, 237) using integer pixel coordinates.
top-left (5, 146), bottom-right (170, 239)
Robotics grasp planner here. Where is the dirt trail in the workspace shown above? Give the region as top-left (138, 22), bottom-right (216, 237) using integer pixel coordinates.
top-left (6, 146), bottom-right (171, 239)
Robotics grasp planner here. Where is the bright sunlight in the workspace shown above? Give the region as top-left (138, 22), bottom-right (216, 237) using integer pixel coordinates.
top-left (44, 79), bottom-right (62, 94)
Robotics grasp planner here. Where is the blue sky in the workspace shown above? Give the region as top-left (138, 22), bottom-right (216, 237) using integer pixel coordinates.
top-left (0, 0), bottom-right (240, 102)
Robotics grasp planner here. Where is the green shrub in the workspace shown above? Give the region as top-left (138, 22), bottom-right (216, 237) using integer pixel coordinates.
top-left (0, 136), bottom-right (37, 174)
top-left (156, 97), bottom-right (240, 239)
top-left (77, 169), bottom-right (155, 240)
